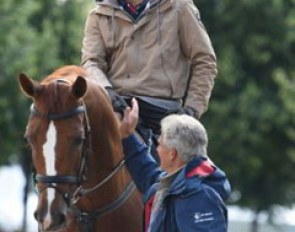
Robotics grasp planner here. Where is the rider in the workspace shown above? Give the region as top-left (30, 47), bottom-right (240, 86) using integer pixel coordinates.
top-left (81, 0), bottom-right (217, 155)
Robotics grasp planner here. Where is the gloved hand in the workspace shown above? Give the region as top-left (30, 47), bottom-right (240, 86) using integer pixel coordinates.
top-left (178, 106), bottom-right (199, 118)
top-left (105, 87), bottom-right (128, 115)
top-left (120, 98), bottom-right (139, 139)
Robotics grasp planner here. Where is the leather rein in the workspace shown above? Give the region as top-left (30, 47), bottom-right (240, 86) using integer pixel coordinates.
top-left (30, 102), bottom-right (135, 228)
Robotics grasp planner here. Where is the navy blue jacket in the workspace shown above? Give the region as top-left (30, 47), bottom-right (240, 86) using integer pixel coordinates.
top-left (123, 135), bottom-right (231, 232)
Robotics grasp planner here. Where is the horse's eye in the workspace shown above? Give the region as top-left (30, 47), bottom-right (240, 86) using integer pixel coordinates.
top-left (23, 134), bottom-right (28, 142)
top-left (24, 133), bottom-right (33, 144)
top-left (73, 137), bottom-right (85, 146)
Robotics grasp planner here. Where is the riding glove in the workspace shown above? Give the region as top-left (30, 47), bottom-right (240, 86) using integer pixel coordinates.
top-left (178, 106), bottom-right (199, 118)
top-left (105, 87), bottom-right (128, 115)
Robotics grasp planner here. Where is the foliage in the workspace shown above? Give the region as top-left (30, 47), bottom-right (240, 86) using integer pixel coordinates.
top-left (0, 0), bottom-right (91, 165)
top-left (197, 0), bottom-right (295, 218)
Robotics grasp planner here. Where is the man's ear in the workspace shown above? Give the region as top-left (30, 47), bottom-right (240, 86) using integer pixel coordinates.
top-left (170, 148), bottom-right (178, 161)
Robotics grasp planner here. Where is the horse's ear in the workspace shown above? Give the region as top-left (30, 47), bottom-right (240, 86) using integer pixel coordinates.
top-left (18, 73), bottom-right (42, 98)
top-left (72, 76), bottom-right (87, 99)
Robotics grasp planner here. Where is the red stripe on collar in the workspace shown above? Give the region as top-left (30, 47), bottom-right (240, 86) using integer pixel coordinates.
top-left (186, 160), bottom-right (215, 178)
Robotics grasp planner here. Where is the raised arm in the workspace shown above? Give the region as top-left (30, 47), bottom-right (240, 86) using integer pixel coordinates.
top-left (120, 99), bottom-right (164, 194)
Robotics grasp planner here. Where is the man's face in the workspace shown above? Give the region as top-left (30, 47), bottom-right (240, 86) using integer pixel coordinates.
top-left (157, 135), bottom-right (173, 172)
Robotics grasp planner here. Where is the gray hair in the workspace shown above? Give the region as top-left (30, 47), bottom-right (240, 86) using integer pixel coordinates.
top-left (160, 114), bottom-right (208, 162)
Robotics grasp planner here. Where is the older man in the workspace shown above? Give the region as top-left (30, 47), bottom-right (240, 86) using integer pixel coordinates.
top-left (120, 98), bottom-right (231, 232)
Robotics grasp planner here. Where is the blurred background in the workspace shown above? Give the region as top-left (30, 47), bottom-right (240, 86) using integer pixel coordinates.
top-left (0, 0), bottom-right (294, 231)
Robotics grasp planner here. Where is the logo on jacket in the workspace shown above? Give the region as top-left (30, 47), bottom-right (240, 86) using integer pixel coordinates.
top-left (194, 212), bottom-right (214, 223)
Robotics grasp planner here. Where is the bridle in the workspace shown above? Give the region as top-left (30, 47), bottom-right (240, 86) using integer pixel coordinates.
top-left (31, 103), bottom-right (92, 205)
top-left (30, 98), bottom-right (135, 231)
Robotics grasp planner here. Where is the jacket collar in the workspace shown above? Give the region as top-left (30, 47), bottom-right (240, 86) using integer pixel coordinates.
top-left (144, 156), bottom-right (211, 201)
top-left (166, 156), bottom-right (217, 195)
top-left (95, 0), bottom-right (162, 7)
top-left (143, 156), bottom-right (230, 203)
top-left (94, 0), bottom-right (172, 22)
top-left (167, 156), bottom-right (231, 202)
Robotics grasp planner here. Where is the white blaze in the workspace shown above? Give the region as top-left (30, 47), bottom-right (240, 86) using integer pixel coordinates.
top-left (43, 122), bottom-right (57, 225)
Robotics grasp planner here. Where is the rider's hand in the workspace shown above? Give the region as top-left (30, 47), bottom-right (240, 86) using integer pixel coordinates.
top-left (178, 106), bottom-right (199, 118)
top-left (106, 87), bottom-right (128, 116)
top-left (120, 98), bottom-right (139, 139)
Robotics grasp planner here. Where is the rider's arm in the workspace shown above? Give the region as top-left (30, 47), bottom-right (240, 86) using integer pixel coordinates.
top-left (122, 134), bottom-right (163, 194)
top-left (179, 0), bottom-right (217, 117)
top-left (81, 10), bottom-right (111, 87)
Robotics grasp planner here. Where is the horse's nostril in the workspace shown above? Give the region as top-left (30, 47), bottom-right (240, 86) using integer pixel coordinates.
top-left (34, 211), bottom-right (38, 221)
top-left (34, 210), bottom-right (44, 223)
top-left (56, 213), bottom-right (66, 226)
top-left (43, 212), bottom-right (66, 231)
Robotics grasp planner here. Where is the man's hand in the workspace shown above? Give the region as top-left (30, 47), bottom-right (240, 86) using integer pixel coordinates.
top-left (106, 87), bottom-right (128, 115)
top-left (178, 106), bottom-right (199, 118)
top-left (119, 98), bottom-right (139, 139)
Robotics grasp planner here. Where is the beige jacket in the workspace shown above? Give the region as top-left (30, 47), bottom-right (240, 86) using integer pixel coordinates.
top-left (81, 0), bottom-right (217, 117)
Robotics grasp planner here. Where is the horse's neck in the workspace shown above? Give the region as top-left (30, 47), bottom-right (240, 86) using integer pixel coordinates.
top-left (77, 84), bottom-right (130, 209)
top-left (84, 83), bottom-right (124, 180)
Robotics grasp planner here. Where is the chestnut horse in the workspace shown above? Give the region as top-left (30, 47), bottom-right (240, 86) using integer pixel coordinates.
top-left (19, 66), bottom-right (143, 232)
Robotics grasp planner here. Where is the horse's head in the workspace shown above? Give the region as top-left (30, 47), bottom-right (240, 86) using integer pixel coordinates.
top-left (19, 70), bottom-right (89, 231)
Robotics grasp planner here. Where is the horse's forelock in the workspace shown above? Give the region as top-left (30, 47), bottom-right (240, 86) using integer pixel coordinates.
top-left (40, 66), bottom-right (86, 112)
top-left (40, 81), bottom-right (71, 114)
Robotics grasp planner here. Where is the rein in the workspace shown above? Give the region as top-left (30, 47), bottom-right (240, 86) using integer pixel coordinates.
top-left (69, 181), bottom-right (136, 232)
top-left (31, 100), bottom-right (135, 230)
top-left (70, 159), bottom-right (126, 204)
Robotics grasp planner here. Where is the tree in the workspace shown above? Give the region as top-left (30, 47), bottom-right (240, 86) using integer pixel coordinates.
top-left (0, 0), bottom-right (39, 164)
top-left (0, 0), bottom-right (90, 165)
top-left (197, 0), bottom-right (295, 231)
